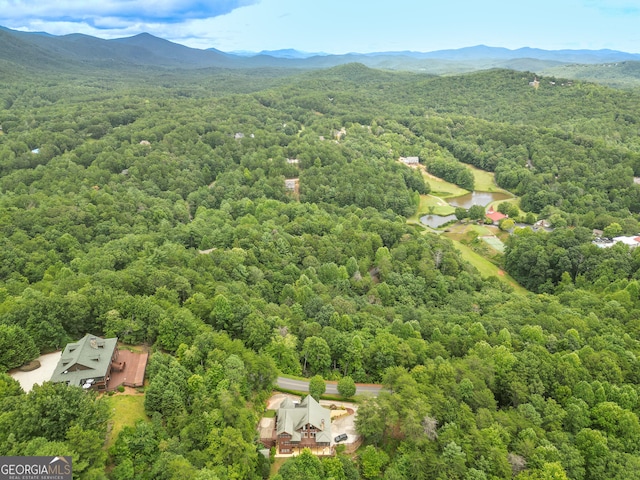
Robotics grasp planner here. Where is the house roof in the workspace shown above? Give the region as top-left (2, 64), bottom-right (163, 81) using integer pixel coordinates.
top-left (614, 236), bottom-right (640, 246)
top-left (276, 395), bottom-right (331, 440)
top-left (486, 207), bottom-right (507, 223)
top-left (400, 156), bottom-right (419, 164)
top-left (50, 334), bottom-right (118, 387)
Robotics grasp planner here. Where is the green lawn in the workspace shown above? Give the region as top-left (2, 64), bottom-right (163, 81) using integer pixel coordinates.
top-left (270, 457), bottom-right (287, 478)
top-left (104, 394), bottom-right (148, 449)
top-left (409, 194), bottom-right (456, 222)
top-left (422, 171), bottom-right (469, 197)
top-left (450, 240), bottom-right (528, 295)
top-left (465, 164), bottom-right (509, 193)
top-left (423, 165), bottom-right (514, 197)
top-left (445, 223), bottom-right (493, 237)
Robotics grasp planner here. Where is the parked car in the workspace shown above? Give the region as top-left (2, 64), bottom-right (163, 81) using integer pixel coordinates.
top-left (334, 433), bottom-right (348, 443)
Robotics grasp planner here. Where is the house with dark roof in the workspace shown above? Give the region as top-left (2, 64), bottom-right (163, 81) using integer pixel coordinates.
top-left (50, 334), bottom-right (120, 391)
top-left (276, 395), bottom-right (332, 454)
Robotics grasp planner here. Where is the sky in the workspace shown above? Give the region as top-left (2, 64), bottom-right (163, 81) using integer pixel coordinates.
top-left (1, 0), bottom-right (639, 54)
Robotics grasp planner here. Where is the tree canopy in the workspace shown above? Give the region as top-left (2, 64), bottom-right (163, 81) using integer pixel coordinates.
top-left (1, 61), bottom-right (640, 479)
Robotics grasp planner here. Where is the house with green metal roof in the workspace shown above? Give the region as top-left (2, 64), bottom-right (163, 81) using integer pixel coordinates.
top-left (50, 334), bottom-right (119, 391)
top-left (276, 395), bottom-right (332, 454)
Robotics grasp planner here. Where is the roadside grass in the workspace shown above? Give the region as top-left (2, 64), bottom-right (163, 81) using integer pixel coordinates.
top-left (277, 372), bottom-right (307, 381)
top-left (104, 395), bottom-right (148, 449)
top-left (273, 385), bottom-right (354, 403)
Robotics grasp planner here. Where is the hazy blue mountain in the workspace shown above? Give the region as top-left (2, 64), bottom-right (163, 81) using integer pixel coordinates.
top-left (0, 26), bottom-right (242, 70)
top-left (352, 45), bottom-right (640, 63)
top-left (1, 25), bottom-right (639, 81)
top-left (254, 49), bottom-right (327, 59)
top-left (113, 32), bottom-right (236, 66)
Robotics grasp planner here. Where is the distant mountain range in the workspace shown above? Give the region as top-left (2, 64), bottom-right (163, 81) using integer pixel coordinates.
top-left (238, 45), bottom-right (640, 64)
top-left (1, 25), bottom-right (639, 80)
top-left (230, 49), bottom-right (328, 59)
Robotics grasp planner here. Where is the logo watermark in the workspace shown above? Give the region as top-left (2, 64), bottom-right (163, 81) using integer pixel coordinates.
top-left (0, 456), bottom-right (72, 480)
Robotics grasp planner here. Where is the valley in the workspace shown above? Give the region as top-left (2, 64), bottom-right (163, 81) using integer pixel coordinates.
top-left (0, 32), bottom-right (640, 479)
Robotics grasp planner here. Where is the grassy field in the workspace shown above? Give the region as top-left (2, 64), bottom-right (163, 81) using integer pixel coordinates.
top-left (104, 394), bottom-right (148, 449)
top-left (422, 170), bottom-right (469, 197)
top-left (481, 236), bottom-right (505, 253)
top-left (445, 223), bottom-right (494, 237)
top-left (408, 165), bottom-right (525, 293)
top-left (408, 194), bottom-right (456, 222)
top-left (465, 164), bottom-right (510, 193)
top-left (450, 239), bottom-right (528, 295)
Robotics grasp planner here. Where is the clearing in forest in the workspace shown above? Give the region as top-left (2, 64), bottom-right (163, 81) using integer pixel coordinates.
top-left (464, 164), bottom-right (510, 193)
top-left (408, 194), bottom-right (456, 223)
top-left (421, 170), bottom-right (469, 198)
top-left (451, 239), bottom-right (527, 295)
top-left (104, 394), bottom-right (148, 449)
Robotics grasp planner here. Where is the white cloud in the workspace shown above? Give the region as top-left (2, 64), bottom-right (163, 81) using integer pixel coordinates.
top-left (0, 0), bottom-right (260, 31)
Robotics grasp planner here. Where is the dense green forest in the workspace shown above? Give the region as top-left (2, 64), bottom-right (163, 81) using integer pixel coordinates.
top-left (2, 62), bottom-right (640, 479)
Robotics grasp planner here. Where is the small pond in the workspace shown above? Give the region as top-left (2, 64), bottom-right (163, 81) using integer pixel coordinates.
top-left (420, 213), bottom-right (457, 228)
top-left (448, 191), bottom-right (511, 209)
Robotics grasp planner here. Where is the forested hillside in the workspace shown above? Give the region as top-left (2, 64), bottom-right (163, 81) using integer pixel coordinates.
top-left (1, 62), bottom-right (640, 479)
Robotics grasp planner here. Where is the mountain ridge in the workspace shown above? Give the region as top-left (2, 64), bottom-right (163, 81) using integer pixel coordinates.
top-left (1, 25), bottom-right (639, 81)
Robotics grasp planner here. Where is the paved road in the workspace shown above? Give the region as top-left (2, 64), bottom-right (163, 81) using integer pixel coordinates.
top-left (276, 376), bottom-right (383, 396)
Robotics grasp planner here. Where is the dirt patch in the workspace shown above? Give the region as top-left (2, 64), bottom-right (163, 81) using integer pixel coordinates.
top-left (497, 269), bottom-right (505, 276)
top-left (19, 360), bottom-right (41, 372)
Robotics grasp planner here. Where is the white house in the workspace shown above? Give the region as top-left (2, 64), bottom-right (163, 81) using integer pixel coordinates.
top-left (399, 156), bottom-right (419, 165)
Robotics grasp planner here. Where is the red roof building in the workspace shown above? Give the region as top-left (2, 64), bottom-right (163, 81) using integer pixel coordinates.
top-left (486, 207), bottom-right (507, 223)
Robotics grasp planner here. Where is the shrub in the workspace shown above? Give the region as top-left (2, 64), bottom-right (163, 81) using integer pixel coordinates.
top-left (337, 376), bottom-right (356, 398)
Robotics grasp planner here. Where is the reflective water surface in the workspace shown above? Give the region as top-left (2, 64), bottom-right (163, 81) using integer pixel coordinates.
top-left (419, 214), bottom-right (457, 228)
top-left (447, 191), bottom-right (511, 209)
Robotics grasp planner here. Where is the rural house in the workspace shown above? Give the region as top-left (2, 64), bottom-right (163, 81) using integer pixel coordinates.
top-left (276, 395), bottom-right (332, 455)
top-left (399, 156), bottom-right (419, 165)
top-left (50, 334), bottom-right (120, 391)
top-left (485, 206), bottom-right (507, 224)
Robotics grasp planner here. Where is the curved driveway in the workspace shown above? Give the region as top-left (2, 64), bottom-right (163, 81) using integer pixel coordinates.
top-left (276, 376), bottom-right (383, 396)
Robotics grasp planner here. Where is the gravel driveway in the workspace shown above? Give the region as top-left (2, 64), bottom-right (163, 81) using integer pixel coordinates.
top-left (9, 351), bottom-right (61, 392)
